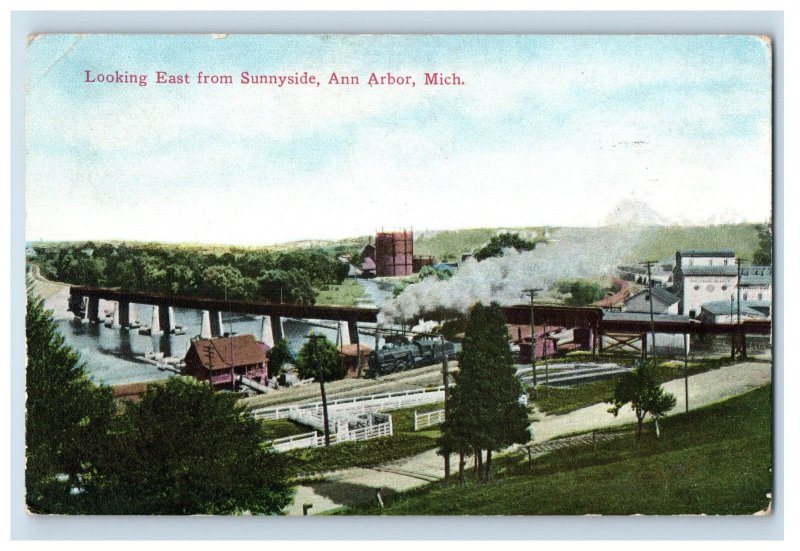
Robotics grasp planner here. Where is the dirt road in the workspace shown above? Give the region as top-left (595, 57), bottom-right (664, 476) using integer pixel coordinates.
top-left (288, 360), bottom-right (771, 515)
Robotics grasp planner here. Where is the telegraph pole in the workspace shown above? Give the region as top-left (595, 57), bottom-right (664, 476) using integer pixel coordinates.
top-left (441, 333), bottom-right (450, 482)
top-left (736, 257), bottom-right (748, 360)
top-left (522, 288), bottom-right (542, 392)
top-left (730, 294), bottom-right (735, 360)
top-left (641, 261), bottom-right (658, 364)
top-left (306, 334), bottom-right (331, 447)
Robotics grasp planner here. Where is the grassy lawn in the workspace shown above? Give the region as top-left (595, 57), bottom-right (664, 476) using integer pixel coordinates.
top-left (337, 385), bottom-right (772, 515)
top-left (261, 418), bottom-right (312, 440)
top-left (315, 279), bottom-right (370, 306)
top-left (530, 356), bottom-right (737, 415)
top-left (285, 402), bottom-right (444, 475)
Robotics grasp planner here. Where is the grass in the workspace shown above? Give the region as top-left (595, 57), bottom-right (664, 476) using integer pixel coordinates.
top-left (261, 418), bottom-right (312, 440)
top-left (286, 434), bottom-right (438, 475)
top-left (285, 402), bottom-right (445, 475)
top-left (337, 385), bottom-right (772, 515)
top-left (314, 279), bottom-right (370, 306)
top-left (530, 356), bottom-right (737, 415)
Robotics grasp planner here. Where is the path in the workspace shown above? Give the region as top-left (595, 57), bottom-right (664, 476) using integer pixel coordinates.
top-left (288, 360), bottom-right (771, 515)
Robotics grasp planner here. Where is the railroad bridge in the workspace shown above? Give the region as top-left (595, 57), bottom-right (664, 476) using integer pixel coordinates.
top-left (68, 286), bottom-right (771, 357)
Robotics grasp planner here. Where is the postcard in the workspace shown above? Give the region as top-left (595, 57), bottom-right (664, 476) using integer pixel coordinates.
top-left (24, 34), bottom-right (773, 516)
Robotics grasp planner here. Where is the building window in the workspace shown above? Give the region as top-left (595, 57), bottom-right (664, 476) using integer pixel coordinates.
top-left (706, 284), bottom-right (715, 292)
top-left (724, 259), bottom-right (729, 265)
top-left (758, 293), bottom-right (763, 300)
top-left (744, 293), bottom-right (749, 300)
top-left (722, 285), bottom-right (728, 291)
top-left (645, 295), bottom-right (650, 301)
top-left (693, 285), bottom-right (700, 291)
top-left (709, 259), bottom-right (713, 266)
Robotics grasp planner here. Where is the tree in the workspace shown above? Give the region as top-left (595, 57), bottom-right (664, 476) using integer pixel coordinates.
top-left (556, 279), bottom-right (606, 306)
top-left (99, 377), bottom-right (294, 515)
top-left (753, 223), bottom-right (772, 266)
top-left (439, 303), bottom-right (530, 482)
top-left (200, 264), bottom-right (257, 300)
top-left (294, 334), bottom-right (345, 381)
top-left (607, 364), bottom-right (677, 439)
top-left (25, 284), bottom-right (115, 514)
top-left (474, 232), bottom-right (538, 261)
top-left (267, 338), bottom-right (293, 375)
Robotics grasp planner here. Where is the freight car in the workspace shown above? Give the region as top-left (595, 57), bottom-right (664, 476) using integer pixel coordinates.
top-left (368, 338), bottom-right (460, 378)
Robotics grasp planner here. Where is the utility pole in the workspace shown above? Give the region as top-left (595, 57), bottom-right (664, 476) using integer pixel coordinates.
top-left (641, 261), bottom-right (658, 365)
top-left (736, 257), bottom-right (748, 360)
top-left (683, 332), bottom-right (689, 413)
top-left (441, 333), bottom-right (450, 482)
top-left (522, 288), bottom-right (542, 393)
top-left (306, 334), bottom-right (331, 447)
top-left (730, 294), bottom-right (735, 360)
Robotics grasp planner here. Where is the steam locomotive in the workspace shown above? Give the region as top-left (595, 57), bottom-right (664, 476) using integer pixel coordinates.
top-left (368, 338), bottom-right (460, 378)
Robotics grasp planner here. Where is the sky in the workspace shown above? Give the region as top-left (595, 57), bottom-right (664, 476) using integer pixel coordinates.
top-left (25, 34), bottom-right (772, 245)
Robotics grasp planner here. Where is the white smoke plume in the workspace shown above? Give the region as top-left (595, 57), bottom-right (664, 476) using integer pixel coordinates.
top-left (380, 227), bottom-right (640, 323)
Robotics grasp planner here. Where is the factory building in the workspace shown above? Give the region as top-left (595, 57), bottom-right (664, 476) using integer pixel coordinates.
top-left (739, 266), bottom-right (772, 302)
top-left (375, 230), bottom-right (414, 277)
top-left (699, 300), bottom-right (771, 324)
top-left (672, 250), bottom-right (738, 318)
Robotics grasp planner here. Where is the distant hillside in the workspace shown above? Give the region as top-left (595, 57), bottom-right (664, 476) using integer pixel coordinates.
top-left (414, 227), bottom-right (546, 262)
top-left (624, 224), bottom-right (761, 263)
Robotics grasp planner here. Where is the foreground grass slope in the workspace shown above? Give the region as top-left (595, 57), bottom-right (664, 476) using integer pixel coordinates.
top-left (340, 385), bottom-right (771, 515)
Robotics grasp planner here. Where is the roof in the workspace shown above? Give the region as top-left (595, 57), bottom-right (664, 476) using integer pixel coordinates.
top-left (361, 257), bottom-right (376, 271)
top-left (625, 287), bottom-right (679, 306)
top-left (602, 312), bottom-right (693, 323)
top-left (186, 334), bottom-right (267, 371)
top-left (678, 249), bottom-right (736, 258)
top-left (740, 266), bottom-right (771, 276)
top-left (701, 301), bottom-right (769, 317)
top-left (338, 344), bottom-right (373, 357)
top-left (740, 275), bottom-right (771, 286)
top-left (680, 265), bottom-right (738, 277)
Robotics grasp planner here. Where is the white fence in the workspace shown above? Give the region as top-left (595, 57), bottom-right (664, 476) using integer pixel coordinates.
top-left (266, 417), bottom-right (393, 452)
top-left (413, 409), bottom-right (445, 431)
top-left (251, 386), bottom-right (445, 420)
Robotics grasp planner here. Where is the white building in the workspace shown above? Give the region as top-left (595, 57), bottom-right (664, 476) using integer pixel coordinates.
top-left (623, 287), bottom-right (680, 315)
top-left (672, 250), bottom-right (738, 318)
top-left (699, 300), bottom-right (771, 324)
top-left (739, 266), bottom-right (772, 303)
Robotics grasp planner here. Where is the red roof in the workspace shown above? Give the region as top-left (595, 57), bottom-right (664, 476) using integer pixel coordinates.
top-left (185, 334), bottom-right (267, 371)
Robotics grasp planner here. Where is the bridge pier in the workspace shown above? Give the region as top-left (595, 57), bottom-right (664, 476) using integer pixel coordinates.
top-left (87, 296), bottom-right (100, 323)
top-left (200, 310), bottom-right (212, 339)
top-left (260, 316), bottom-right (275, 347)
top-left (270, 315), bottom-right (284, 343)
top-left (209, 310), bottom-right (224, 338)
top-left (150, 306), bottom-right (163, 335)
top-left (338, 321), bottom-right (351, 346)
top-left (119, 301), bottom-right (131, 327)
top-left (158, 305), bottom-right (173, 334)
top-left (347, 321), bottom-right (359, 345)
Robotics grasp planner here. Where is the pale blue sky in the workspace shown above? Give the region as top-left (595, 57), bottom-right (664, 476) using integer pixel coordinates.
top-left (26, 34), bottom-right (772, 244)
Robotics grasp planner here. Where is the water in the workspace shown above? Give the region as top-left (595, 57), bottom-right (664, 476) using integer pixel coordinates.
top-left (55, 300), bottom-right (379, 386)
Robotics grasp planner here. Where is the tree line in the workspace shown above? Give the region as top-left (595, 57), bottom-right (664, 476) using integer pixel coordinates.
top-left (31, 242), bottom-right (353, 305)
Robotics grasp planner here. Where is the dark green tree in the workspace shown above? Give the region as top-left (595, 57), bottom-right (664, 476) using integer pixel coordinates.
top-left (753, 223), bottom-right (772, 266)
top-left (267, 338), bottom-right (293, 376)
top-left (439, 302), bottom-right (530, 482)
top-left (294, 334), bottom-right (345, 381)
top-left (474, 233), bottom-right (538, 261)
top-left (100, 377), bottom-right (294, 514)
top-left (200, 264), bottom-right (257, 300)
top-left (25, 284), bottom-right (115, 514)
top-left (556, 279), bottom-right (606, 306)
top-left (607, 364), bottom-right (677, 439)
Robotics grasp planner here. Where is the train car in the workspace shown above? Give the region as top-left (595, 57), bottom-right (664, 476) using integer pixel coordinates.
top-left (367, 338), bottom-right (460, 378)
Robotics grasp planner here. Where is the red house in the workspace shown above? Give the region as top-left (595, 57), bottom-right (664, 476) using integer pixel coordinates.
top-left (184, 334), bottom-right (268, 390)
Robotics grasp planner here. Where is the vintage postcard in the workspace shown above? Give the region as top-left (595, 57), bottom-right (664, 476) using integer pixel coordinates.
top-left (24, 34), bottom-right (773, 516)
